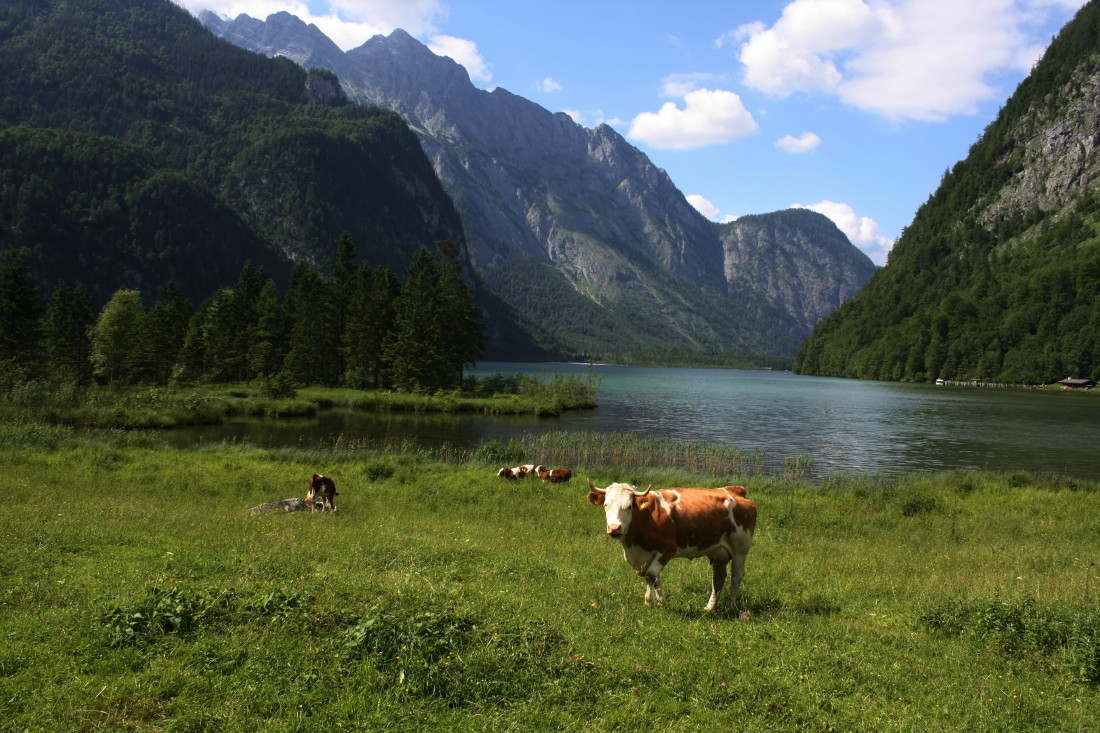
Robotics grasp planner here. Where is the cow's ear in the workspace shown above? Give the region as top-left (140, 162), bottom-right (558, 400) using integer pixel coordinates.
top-left (587, 491), bottom-right (605, 507)
top-left (637, 499), bottom-right (650, 510)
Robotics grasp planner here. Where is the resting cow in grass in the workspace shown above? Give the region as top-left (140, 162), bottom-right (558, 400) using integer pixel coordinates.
top-left (535, 465), bottom-right (572, 483)
top-left (306, 473), bottom-right (338, 512)
top-left (587, 481), bottom-right (756, 612)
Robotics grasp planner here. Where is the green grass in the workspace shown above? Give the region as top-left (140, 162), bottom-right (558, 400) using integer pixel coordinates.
top-left (0, 372), bottom-right (600, 431)
top-left (0, 427), bottom-right (1098, 731)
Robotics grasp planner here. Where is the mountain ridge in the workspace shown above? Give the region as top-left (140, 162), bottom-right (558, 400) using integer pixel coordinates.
top-left (202, 11), bottom-right (877, 358)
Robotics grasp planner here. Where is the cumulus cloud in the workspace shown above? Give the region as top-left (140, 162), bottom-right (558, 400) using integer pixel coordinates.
top-left (793, 200), bottom-right (893, 265)
top-left (730, 0), bottom-right (1087, 121)
top-left (427, 34), bottom-right (491, 84)
top-left (660, 72), bottom-right (719, 97)
top-left (776, 131), bottom-right (821, 152)
top-left (536, 77), bottom-right (563, 93)
top-left (628, 88), bottom-right (758, 150)
top-left (686, 195), bottom-right (739, 223)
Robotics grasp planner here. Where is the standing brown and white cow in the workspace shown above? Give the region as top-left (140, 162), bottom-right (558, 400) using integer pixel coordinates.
top-left (587, 481), bottom-right (756, 612)
top-left (306, 473), bottom-right (338, 512)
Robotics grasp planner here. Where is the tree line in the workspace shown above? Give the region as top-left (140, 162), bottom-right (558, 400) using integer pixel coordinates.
top-left (0, 235), bottom-right (484, 394)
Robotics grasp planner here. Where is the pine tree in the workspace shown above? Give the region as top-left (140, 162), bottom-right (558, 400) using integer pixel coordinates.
top-left (0, 250), bottom-right (42, 364)
top-left (436, 239), bottom-right (484, 385)
top-left (383, 247), bottom-right (448, 392)
top-left (89, 289), bottom-right (150, 384)
top-left (41, 282), bottom-right (94, 383)
top-left (174, 305), bottom-right (209, 382)
top-left (343, 263), bottom-right (399, 388)
top-left (148, 281), bottom-right (192, 384)
top-left (249, 277), bottom-right (287, 378)
top-left (330, 232), bottom-right (357, 381)
top-left (284, 262), bottom-right (340, 385)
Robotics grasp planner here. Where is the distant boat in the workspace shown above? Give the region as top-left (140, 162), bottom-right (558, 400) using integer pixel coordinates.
top-left (935, 378), bottom-right (946, 386)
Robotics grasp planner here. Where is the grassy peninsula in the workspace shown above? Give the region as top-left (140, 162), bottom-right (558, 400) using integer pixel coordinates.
top-left (0, 369), bottom-right (602, 430)
top-left (1, 425), bottom-right (1097, 731)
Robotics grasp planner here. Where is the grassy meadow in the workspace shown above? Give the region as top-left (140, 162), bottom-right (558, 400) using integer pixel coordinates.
top-left (1, 424), bottom-right (1098, 731)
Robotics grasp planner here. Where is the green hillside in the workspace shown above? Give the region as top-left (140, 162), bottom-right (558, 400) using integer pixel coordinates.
top-left (795, 1), bottom-right (1100, 384)
top-left (0, 0), bottom-right (465, 305)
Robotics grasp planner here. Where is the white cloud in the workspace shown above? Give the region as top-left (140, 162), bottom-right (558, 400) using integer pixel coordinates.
top-left (561, 109), bottom-right (622, 128)
top-left (660, 72), bottom-right (718, 97)
top-left (536, 77), bottom-right (563, 93)
top-left (731, 0), bottom-right (1086, 121)
top-left (427, 34), bottom-right (491, 84)
top-left (686, 194), bottom-right (721, 219)
top-left (793, 200), bottom-right (893, 265)
top-left (627, 88), bottom-right (758, 150)
top-left (776, 131), bottom-right (821, 152)
top-left (172, 0), bottom-right (448, 50)
top-left (686, 195), bottom-right (739, 223)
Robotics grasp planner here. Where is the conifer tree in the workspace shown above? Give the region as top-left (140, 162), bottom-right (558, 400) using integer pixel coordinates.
top-left (343, 263), bottom-right (399, 388)
top-left (148, 281), bottom-right (192, 384)
top-left (249, 277), bottom-right (287, 378)
top-left (41, 282), bottom-right (94, 383)
top-left (383, 246), bottom-right (448, 392)
top-left (174, 305), bottom-right (209, 382)
top-left (330, 232), bottom-right (357, 380)
top-left (284, 262), bottom-right (340, 385)
top-left (436, 239), bottom-right (484, 385)
top-left (0, 250), bottom-right (42, 364)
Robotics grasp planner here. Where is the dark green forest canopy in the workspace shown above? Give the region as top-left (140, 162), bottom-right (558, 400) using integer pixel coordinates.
top-left (794, 1), bottom-right (1100, 385)
top-left (0, 0), bottom-right (465, 306)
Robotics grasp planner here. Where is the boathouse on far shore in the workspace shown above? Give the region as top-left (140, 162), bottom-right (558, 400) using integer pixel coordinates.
top-left (1057, 377), bottom-right (1096, 389)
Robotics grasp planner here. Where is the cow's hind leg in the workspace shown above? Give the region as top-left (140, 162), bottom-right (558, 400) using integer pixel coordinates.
top-left (726, 550), bottom-right (748, 611)
top-left (705, 557), bottom-right (728, 612)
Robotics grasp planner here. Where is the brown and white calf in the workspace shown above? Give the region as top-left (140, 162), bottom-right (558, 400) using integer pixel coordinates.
top-left (587, 481), bottom-right (756, 612)
top-left (536, 465), bottom-right (572, 482)
top-left (306, 473), bottom-right (338, 512)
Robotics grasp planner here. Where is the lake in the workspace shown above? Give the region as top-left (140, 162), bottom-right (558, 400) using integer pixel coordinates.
top-left (167, 362), bottom-right (1100, 480)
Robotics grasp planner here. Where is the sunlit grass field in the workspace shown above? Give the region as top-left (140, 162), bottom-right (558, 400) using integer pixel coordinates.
top-left (1, 424), bottom-right (1098, 731)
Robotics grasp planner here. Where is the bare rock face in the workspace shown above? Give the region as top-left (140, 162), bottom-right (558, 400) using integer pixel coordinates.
top-left (718, 209), bottom-right (877, 334)
top-left (204, 14), bottom-right (876, 355)
top-left (979, 71), bottom-right (1100, 226)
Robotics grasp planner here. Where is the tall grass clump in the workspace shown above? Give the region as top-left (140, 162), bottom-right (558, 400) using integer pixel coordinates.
top-left (512, 430), bottom-right (764, 476)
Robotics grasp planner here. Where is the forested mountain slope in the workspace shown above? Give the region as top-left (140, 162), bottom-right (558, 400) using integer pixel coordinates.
top-left (0, 0), bottom-right (465, 307)
top-left (795, 1), bottom-right (1100, 384)
top-left (203, 12), bottom-right (877, 358)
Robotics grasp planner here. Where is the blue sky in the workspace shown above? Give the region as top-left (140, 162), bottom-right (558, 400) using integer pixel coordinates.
top-left (175, 0), bottom-right (1088, 265)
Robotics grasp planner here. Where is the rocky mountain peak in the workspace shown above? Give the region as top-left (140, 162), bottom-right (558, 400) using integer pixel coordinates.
top-left (203, 11), bottom-right (875, 357)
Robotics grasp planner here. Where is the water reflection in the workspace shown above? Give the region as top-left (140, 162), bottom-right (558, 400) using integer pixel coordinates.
top-left (166, 362), bottom-right (1100, 480)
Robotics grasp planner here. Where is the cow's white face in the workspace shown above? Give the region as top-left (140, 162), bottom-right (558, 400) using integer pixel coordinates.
top-left (593, 482), bottom-right (638, 538)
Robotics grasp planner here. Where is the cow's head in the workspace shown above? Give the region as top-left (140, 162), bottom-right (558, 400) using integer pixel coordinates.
top-left (587, 480), bottom-right (653, 538)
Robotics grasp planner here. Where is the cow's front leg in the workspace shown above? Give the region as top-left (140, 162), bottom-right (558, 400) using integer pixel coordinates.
top-left (705, 558), bottom-right (728, 612)
top-left (643, 573), bottom-right (664, 605)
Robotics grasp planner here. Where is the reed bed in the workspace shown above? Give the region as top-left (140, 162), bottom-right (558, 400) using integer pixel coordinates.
top-left (513, 430), bottom-right (767, 476)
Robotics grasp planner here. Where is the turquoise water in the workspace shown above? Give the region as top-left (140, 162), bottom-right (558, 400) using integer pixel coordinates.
top-left (168, 362), bottom-right (1100, 479)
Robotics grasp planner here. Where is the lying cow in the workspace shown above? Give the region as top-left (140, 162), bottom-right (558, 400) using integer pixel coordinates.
top-left (535, 465), bottom-right (572, 482)
top-left (498, 465), bottom-right (536, 479)
top-left (248, 497), bottom-right (316, 515)
top-left (587, 480), bottom-right (756, 612)
top-left (306, 473), bottom-right (338, 512)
